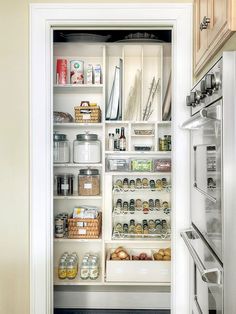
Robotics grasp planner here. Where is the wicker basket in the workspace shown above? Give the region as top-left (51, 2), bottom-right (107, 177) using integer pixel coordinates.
top-left (68, 213), bottom-right (102, 239)
top-left (74, 106), bottom-right (101, 123)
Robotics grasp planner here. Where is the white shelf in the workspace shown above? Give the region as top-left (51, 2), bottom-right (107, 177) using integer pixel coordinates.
top-left (53, 123), bottom-right (103, 128)
top-left (54, 163), bottom-right (103, 168)
top-left (131, 134), bottom-right (155, 137)
top-left (54, 195), bottom-right (102, 200)
top-left (105, 172), bottom-right (172, 176)
top-left (54, 238), bottom-right (102, 243)
top-left (105, 151), bottom-right (171, 155)
top-left (54, 84), bottom-right (103, 94)
top-left (105, 239), bottom-right (171, 244)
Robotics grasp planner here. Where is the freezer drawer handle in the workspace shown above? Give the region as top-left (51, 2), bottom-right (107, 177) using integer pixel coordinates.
top-left (180, 230), bottom-right (222, 285)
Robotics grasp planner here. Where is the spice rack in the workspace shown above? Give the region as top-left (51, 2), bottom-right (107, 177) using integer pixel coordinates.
top-left (53, 41), bottom-right (172, 286)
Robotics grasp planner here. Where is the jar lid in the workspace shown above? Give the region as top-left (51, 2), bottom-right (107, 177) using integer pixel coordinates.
top-left (55, 173), bottom-right (74, 178)
top-left (79, 168), bottom-right (99, 175)
top-left (76, 133), bottom-right (98, 141)
top-left (53, 133), bottom-right (67, 141)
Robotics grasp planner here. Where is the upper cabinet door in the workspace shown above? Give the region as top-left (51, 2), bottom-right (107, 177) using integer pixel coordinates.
top-left (194, 0), bottom-right (208, 70)
top-left (194, 0), bottom-right (236, 75)
top-left (207, 0), bottom-right (228, 47)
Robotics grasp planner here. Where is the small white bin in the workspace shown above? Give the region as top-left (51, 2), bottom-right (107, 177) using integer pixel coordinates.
top-left (106, 249), bottom-right (171, 283)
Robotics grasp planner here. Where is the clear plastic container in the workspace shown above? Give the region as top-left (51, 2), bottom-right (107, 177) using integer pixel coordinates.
top-left (53, 133), bottom-right (70, 163)
top-left (73, 133), bottom-right (101, 163)
top-left (78, 168), bottom-right (100, 196)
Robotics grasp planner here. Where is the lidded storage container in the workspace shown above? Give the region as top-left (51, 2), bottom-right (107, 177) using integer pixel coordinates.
top-left (55, 173), bottom-right (74, 196)
top-left (73, 133), bottom-right (101, 163)
top-left (53, 133), bottom-right (70, 163)
top-left (78, 168), bottom-right (100, 196)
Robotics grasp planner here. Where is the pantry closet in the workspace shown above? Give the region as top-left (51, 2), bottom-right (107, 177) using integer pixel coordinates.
top-left (30, 4), bottom-right (192, 313)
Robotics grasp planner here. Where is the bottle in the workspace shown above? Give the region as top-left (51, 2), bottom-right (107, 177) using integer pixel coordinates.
top-left (114, 128), bottom-right (120, 151)
top-left (80, 260), bottom-right (90, 280)
top-left (89, 260), bottom-right (99, 280)
top-left (58, 260), bottom-right (67, 279)
top-left (119, 127), bottom-right (126, 151)
top-left (108, 133), bottom-right (114, 151)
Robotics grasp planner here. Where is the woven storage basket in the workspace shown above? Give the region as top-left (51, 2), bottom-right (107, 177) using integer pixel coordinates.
top-left (68, 213), bottom-right (102, 239)
top-left (74, 106), bottom-right (101, 123)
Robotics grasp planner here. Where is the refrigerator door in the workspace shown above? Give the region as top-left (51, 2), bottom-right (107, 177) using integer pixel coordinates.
top-left (181, 228), bottom-right (223, 314)
top-left (190, 102), bottom-right (222, 260)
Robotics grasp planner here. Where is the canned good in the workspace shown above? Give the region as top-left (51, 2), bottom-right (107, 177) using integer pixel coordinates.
top-left (70, 60), bottom-right (84, 84)
top-left (55, 217), bottom-right (64, 238)
top-left (56, 59), bottom-right (67, 85)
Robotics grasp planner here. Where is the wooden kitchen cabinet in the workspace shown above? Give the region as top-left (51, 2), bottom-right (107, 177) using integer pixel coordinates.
top-left (194, 0), bottom-right (236, 74)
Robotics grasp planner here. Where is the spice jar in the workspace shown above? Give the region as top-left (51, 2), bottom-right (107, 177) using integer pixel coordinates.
top-left (78, 168), bottom-right (100, 196)
top-left (55, 174), bottom-right (74, 196)
top-left (73, 133), bottom-right (101, 163)
top-left (53, 133), bottom-right (70, 163)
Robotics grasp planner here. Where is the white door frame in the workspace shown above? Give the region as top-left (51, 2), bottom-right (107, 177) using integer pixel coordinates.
top-left (30, 3), bottom-right (192, 314)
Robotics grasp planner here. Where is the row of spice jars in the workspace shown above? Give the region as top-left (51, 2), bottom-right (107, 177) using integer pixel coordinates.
top-left (58, 252), bottom-right (79, 280)
top-left (113, 219), bottom-right (169, 237)
top-left (55, 168), bottom-right (100, 196)
top-left (53, 132), bottom-right (101, 164)
top-left (114, 177), bottom-right (170, 191)
top-left (114, 198), bottom-right (170, 214)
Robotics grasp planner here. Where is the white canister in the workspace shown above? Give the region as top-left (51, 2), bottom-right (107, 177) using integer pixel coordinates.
top-left (73, 133), bottom-right (101, 163)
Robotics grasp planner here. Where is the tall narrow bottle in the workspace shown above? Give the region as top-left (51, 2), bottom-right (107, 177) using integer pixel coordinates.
top-left (119, 127), bottom-right (126, 151)
top-left (114, 128), bottom-right (120, 151)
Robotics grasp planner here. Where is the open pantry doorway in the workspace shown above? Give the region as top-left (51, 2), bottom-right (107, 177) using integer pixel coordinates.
top-left (30, 3), bottom-right (192, 314)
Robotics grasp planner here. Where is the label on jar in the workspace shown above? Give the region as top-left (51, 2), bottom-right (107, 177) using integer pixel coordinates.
top-left (61, 184), bottom-right (69, 190)
top-left (79, 229), bottom-right (86, 235)
top-left (84, 183), bottom-right (92, 189)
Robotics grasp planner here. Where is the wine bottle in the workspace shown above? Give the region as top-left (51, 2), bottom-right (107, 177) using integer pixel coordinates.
top-left (119, 127), bottom-right (126, 151)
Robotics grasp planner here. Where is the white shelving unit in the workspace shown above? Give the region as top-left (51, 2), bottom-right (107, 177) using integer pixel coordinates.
top-left (53, 41), bottom-right (172, 287)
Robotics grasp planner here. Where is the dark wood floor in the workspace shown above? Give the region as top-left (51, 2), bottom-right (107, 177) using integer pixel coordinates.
top-left (54, 310), bottom-right (170, 314)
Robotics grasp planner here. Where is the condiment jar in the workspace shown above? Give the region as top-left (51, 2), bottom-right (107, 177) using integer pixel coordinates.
top-left (53, 133), bottom-right (70, 163)
top-left (78, 168), bottom-right (100, 196)
top-left (55, 174), bottom-right (74, 196)
top-left (73, 133), bottom-right (101, 163)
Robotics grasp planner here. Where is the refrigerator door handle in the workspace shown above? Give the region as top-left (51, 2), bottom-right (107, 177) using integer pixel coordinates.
top-left (180, 230), bottom-right (222, 285)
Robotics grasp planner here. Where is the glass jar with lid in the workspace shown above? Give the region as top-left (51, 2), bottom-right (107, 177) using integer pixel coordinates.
top-left (78, 168), bottom-right (100, 196)
top-left (53, 133), bottom-right (70, 163)
top-left (73, 133), bottom-right (101, 163)
top-left (55, 173), bottom-right (74, 196)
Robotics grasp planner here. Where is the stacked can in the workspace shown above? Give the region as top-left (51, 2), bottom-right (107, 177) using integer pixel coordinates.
top-left (55, 213), bottom-right (68, 238)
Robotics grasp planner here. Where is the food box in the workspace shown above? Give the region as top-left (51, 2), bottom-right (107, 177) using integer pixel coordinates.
top-left (130, 159), bottom-right (153, 172)
top-left (106, 157), bottom-right (130, 172)
top-left (154, 159), bottom-right (171, 172)
top-left (106, 248), bottom-right (171, 283)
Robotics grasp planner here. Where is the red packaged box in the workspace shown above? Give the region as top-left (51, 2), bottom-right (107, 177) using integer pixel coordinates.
top-left (56, 59), bottom-right (67, 85)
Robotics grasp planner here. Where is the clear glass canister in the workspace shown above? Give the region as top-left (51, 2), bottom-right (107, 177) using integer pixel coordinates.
top-left (55, 173), bottom-right (74, 196)
top-left (73, 133), bottom-right (101, 163)
top-left (53, 133), bottom-right (70, 163)
top-left (78, 168), bottom-right (100, 196)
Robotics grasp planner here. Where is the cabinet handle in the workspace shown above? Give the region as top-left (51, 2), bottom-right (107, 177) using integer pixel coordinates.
top-left (200, 16), bottom-right (211, 31)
